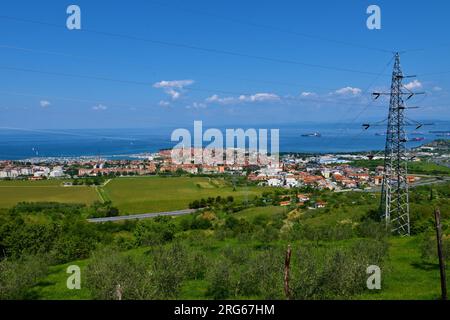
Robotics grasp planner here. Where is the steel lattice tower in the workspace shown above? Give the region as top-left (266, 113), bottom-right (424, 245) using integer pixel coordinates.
top-left (380, 52), bottom-right (410, 236)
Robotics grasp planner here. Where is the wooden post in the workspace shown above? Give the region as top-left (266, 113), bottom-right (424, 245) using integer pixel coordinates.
top-left (284, 245), bottom-right (292, 300)
top-left (434, 208), bottom-right (447, 300)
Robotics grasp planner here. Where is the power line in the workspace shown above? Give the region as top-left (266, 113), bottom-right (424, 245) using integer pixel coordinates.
top-left (400, 42), bottom-right (450, 55)
top-left (0, 44), bottom-right (358, 93)
top-left (0, 65), bottom-right (266, 96)
top-left (0, 65), bottom-right (390, 107)
top-left (0, 90), bottom-right (148, 110)
top-left (0, 86), bottom-right (384, 111)
top-left (0, 15), bottom-right (390, 76)
top-left (418, 70), bottom-right (450, 77)
top-left (312, 56), bottom-right (395, 153)
top-left (149, 0), bottom-right (393, 54)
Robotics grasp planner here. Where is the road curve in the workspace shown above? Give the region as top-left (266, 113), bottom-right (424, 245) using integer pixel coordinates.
top-left (87, 208), bottom-right (198, 223)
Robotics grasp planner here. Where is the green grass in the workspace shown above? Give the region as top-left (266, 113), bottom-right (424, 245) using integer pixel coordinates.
top-left (95, 186), bottom-right (110, 203)
top-left (234, 206), bottom-right (287, 220)
top-left (0, 180), bottom-right (99, 208)
top-left (408, 162), bottom-right (450, 176)
top-left (32, 234), bottom-right (448, 300)
top-left (101, 176), bottom-right (265, 214)
top-left (0, 176), bottom-right (266, 214)
top-left (351, 159), bottom-right (450, 175)
top-left (359, 237), bottom-right (448, 300)
top-left (29, 259), bottom-right (91, 300)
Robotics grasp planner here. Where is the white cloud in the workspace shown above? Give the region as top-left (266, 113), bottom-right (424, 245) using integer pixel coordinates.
top-left (167, 89), bottom-right (181, 100)
top-left (334, 87), bottom-right (362, 96)
top-left (186, 102), bottom-right (207, 109)
top-left (153, 79), bottom-right (194, 100)
top-left (92, 104), bottom-right (107, 111)
top-left (205, 94), bottom-right (236, 105)
top-left (238, 93), bottom-right (280, 102)
top-left (205, 94), bottom-right (220, 103)
top-left (300, 92), bottom-right (316, 97)
top-left (39, 100), bottom-right (51, 108)
top-left (404, 80), bottom-right (422, 90)
top-left (153, 80), bottom-right (194, 89)
top-left (159, 100), bottom-right (170, 107)
top-left (205, 92), bottom-right (280, 105)
top-left (432, 86), bottom-right (442, 92)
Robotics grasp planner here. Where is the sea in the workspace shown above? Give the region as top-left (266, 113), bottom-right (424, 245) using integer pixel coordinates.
top-left (1, 122), bottom-right (449, 160)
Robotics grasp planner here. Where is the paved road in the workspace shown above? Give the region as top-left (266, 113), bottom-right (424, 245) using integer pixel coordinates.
top-left (87, 208), bottom-right (198, 223)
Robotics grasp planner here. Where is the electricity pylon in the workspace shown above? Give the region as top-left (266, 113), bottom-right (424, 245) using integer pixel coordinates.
top-left (365, 52), bottom-right (425, 236)
top-left (380, 53), bottom-right (411, 236)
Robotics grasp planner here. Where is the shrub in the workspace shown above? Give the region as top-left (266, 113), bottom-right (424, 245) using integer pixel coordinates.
top-left (0, 255), bottom-right (48, 300)
top-left (51, 219), bottom-right (102, 263)
top-left (85, 247), bottom-right (155, 300)
top-left (420, 234), bottom-right (450, 262)
top-left (290, 239), bottom-right (388, 299)
top-left (148, 242), bottom-right (188, 299)
top-left (206, 260), bottom-right (232, 299)
top-left (134, 217), bottom-right (176, 246)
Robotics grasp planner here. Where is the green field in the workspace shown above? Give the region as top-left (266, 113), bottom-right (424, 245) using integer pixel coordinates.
top-left (0, 180), bottom-right (99, 208)
top-left (351, 159), bottom-right (450, 175)
top-left (101, 176), bottom-right (265, 214)
top-left (0, 177), bottom-right (266, 214)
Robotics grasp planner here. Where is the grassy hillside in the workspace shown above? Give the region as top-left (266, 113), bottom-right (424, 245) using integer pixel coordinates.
top-left (359, 237), bottom-right (446, 300)
top-left (26, 236), bottom-right (448, 300)
top-left (1, 180), bottom-right (448, 300)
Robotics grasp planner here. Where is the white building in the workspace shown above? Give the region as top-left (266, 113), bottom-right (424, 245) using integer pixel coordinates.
top-left (0, 171), bottom-right (9, 178)
top-left (49, 167), bottom-right (65, 178)
top-left (321, 169), bottom-right (331, 179)
top-left (267, 178), bottom-right (282, 187)
top-left (34, 171), bottom-right (47, 178)
top-left (20, 168), bottom-right (33, 175)
top-left (10, 170), bottom-right (19, 178)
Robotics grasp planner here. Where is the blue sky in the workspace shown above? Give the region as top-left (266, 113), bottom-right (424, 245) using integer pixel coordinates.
top-left (0, 0), bottom-right (449, 129)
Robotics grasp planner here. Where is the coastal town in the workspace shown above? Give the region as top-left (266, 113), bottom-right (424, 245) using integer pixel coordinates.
top-left (1, 141), bottom-right (448, 193)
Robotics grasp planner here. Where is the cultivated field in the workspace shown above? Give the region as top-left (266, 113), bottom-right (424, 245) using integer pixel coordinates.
top-left (0, 176), bottom-right (266, 214)
top-left (102, 176), bottom-right (265, 214)
top-left (0, 180), bottom-right (99, 208)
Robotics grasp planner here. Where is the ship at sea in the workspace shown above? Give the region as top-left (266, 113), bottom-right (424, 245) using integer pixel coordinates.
top-left (301, 132), bottom-right (321, 137)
